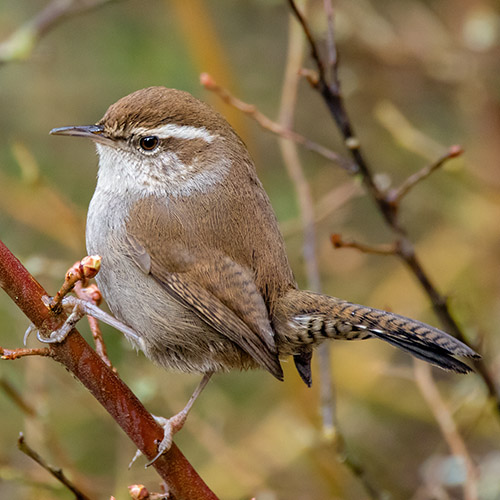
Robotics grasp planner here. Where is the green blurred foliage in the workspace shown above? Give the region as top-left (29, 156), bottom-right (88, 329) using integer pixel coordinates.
top-left (1, 1), bottom-right (499, 499)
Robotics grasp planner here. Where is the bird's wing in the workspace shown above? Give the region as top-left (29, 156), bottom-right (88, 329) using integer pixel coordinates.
top-left (124, 232), bottom-right (284, 380)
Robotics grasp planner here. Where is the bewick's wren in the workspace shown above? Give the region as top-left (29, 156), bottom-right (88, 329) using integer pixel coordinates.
top-left (50, 86), bottom-right (477, 418)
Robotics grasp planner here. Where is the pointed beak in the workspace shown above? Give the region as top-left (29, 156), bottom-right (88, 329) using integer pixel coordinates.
top-left (50, 125), bottom-right (115, 146)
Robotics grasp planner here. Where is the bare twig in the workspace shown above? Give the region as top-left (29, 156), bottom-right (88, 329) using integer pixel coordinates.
top-left (0, 0), bottom-right (119, 66)
top-left (414, 362), bottom-right (479, 500)
top-left (18, 432), bottom-right (91, 500)
top-left (323, 0), bottom-right (338, 84)
top-left (287, 0), bottom-right (386, 228)
top-left (200, 73), bottom-right (355, 172)
top-left (0, 239), bottom-right (218, 500)
top-left (1, 346), bottom-right (52, 360)
top-left (287, 0), bottom-right (500, 412)
top-left (331, 234), bottom-right (398, 256)
top-left (388, 146), bottom-right (464, 206)
top-left (0, 377), bottom-right (37, 416)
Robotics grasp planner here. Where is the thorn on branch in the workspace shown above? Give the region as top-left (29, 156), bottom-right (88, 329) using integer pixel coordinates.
top-left (17, 432), bottom-right (92, 500)
top-left (331, 234), bottom-right (398, 256)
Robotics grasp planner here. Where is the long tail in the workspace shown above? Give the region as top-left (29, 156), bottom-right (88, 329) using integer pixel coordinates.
top-left (273, 290), bottom-right (479, 385)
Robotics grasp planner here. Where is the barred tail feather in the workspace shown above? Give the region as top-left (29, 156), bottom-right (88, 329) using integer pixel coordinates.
top-left (366, 327), bottom-right (474, 373)
top-left (273, 290), bottom-right (479, 380)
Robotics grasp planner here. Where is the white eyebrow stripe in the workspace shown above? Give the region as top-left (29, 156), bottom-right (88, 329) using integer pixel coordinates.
top-left (132, 124), bottom-right (216, 143)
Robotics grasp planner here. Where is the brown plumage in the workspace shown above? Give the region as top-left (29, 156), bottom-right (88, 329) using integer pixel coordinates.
top-left (52, 87), bottom-right (479, 388)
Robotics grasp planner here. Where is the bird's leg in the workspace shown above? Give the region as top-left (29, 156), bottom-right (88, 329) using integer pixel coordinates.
top-left (145, 372), bottom-right (213, 467)
top-left (26, 296), bottom-right (142, 346)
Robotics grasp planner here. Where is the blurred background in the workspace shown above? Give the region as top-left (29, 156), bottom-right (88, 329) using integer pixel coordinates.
top-left (1, 1), bottom-right (499, 499)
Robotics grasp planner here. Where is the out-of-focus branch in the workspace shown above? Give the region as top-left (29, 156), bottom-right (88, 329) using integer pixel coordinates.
top-left (414, 362), bottom-right (479, 500)
top-left (387, 146), bottom-right (463, 206)
top-left (200, 73), bottom-right (355, 173)
top-left (278, 6), bottom-right (335, 452)
top-left (287, 0), bottom-right (499, 413)
top-left (18, 433), bottom-right (91, 500)
top-left (0, 377), bottom-right (37, 417)
top-left (331, 234), bottom-right (398, 256)
top-left (0, 239), bottom-right (218, 500)
top-left (0, 0), bottom-right (119, 66)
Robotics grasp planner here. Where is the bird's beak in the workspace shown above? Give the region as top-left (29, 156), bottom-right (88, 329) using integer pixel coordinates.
top-left (50, 125), bottom-right (115, 147)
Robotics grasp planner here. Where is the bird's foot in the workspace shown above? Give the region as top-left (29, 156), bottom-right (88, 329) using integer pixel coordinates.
top-left (129, 373), bottom-right (213, 468)
top-left (25, 296), bottom-right (142, 346)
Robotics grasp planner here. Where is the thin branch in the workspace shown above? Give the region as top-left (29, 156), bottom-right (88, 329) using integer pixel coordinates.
top-left (414, 362), bottom-right (479, 500)
top-left (331, 234), bottom-right (398, 256)
top-left (0, 239), bottom-right (218, 500)
top-left (200, 73), bottom-right (356, 173)
top-left (322, 0), bottom-right (338, 84)
top-left (0, 0), bottom-right (119, 66)
top-left (18, 432), bottom-right (91, 500)
top-left (388, 146), bottom-right (464, 206)
top-left (0, 377), bottom-right (37, 416)
top-left (74, 282), bottom-right (114, 369)
top-left (1, 346), bottom-right (52, 360)
top-left (287, 0), bottom-right (387, 229)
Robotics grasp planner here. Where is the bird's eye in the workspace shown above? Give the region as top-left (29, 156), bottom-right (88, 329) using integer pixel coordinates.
top-left (139, 136), bottom-right (159, 151)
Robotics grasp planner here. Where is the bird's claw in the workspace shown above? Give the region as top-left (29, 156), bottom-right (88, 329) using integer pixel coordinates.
top-left (145, 415), bottom-right (176, 467)
top-left (25, 296), bottom-right (85, 345)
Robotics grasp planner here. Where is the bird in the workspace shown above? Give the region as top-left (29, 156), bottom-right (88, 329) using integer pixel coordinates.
top-left (48, 86), bottom-right (478, 460)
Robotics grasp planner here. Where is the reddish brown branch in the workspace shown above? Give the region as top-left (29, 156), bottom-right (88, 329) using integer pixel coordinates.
top-left (0, 239), bottom-right (218, 500)
top-left (1, 346), bottom-right (51, 360)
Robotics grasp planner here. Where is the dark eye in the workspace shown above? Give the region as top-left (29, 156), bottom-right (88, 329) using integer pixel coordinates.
top-left (139, 136), bottom-right (159, 151)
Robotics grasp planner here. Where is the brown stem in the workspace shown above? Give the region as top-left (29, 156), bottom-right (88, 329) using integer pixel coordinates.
top-left (200, 73), bottom-right (355, 172)
top-left (331, 234), bottom-right (398, 256)
top-left (0, 239), bottom-right (218, 500)
top-left (18, 433), bottom-right (92, 500)
top-left (388, 146), bottom-right (464, 206)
